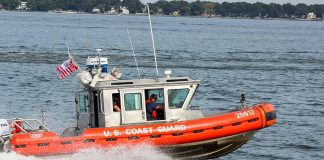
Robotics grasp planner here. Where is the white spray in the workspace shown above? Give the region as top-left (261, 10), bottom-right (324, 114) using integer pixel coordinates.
top-left (0, 144), bottom-right (172, 160)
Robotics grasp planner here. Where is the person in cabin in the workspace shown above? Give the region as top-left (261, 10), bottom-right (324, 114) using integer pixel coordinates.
top-left (112, 94), bottom-right (121, 112)
top-left (146, 94), bottom-right (164, 121)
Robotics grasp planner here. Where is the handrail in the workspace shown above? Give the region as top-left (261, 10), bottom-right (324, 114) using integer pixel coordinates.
top-left (10, 121), bottom-right (27, 133)
top-left (8, 119), bottom-right (50, 133)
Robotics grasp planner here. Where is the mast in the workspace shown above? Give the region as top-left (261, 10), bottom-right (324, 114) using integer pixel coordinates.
top-left (127, 28), bottom-right (141, 79)
top-left (147, 4), bottom-right (159, 77)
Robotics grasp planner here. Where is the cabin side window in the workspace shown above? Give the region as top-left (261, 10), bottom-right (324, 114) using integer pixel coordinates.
top-left (168, 88), bottom-right (190, 109)
top-left (79, 94), bottom-right (88, 113)
top-left (124, 93), bottom-right (142, 111)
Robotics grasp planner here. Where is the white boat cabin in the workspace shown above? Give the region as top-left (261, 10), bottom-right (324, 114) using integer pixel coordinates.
top-left (75, 77), bottom-right (203, 131)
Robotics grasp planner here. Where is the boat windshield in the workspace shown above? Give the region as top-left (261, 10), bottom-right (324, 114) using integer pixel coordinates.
top-left (168, 88), bottom-right (190, 109)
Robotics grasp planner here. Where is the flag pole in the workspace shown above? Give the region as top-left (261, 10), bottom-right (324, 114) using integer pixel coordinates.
top-left (66, 44), bottom-right (83, 72)
top-left (67, 45), bottom-right (72, 59)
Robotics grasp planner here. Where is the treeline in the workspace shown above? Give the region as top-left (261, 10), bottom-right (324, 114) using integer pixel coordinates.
top-left (0, 0), bottom-right (144, 13)
top-left (149, 1), bottom-right (324, 18)
top-left (1, 0), bottom-right (324, 18)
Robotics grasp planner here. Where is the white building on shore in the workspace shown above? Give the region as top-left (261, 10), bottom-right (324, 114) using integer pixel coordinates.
top-left (16, 2), bottom-right (28, 10)
top-left (121, 6), bottom-right (129, 15)
top-left (307, 12), bottom-right (316, 19)
top-left (107, 6), bottom-right (129, 15)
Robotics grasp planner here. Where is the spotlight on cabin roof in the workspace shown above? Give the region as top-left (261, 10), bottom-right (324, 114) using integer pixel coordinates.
top-left (164, 69), bottom-right (172, 78)
top-left (78, 71), bottom-right (92, 85)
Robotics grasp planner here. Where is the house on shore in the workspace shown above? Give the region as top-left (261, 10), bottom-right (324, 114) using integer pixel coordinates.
top-left (16, 2), bottom-right (28, 10)
top-left (120, 6), bottom-right (129, 15)
top-left (106, 6), bottom-right (129, 15)
top-left (307, 12), bottom-right (316, 19)
top-left (92, 4), bottom-right (106, 13)
top-left (172, 11), bottom-right (180, 16)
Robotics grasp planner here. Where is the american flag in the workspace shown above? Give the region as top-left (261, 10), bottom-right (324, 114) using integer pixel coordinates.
top-left (56, 59), bottom-right (79, 79)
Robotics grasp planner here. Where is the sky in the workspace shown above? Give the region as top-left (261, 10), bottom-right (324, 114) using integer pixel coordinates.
top-left (141, 0), bottom-right (324, 5)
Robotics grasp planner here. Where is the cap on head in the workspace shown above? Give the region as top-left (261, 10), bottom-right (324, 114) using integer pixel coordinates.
top-left (150, 94), bottom-right (157, 99)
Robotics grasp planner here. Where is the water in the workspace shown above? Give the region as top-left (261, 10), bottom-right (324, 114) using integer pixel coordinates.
top-left (0, 144), bottom-right (172, 160)
top-left (0, 11), bottom-right (323, 160)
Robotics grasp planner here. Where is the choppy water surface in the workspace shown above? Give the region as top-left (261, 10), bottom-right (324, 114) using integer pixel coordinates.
top-left (0, 11), bottom-right (323, 160)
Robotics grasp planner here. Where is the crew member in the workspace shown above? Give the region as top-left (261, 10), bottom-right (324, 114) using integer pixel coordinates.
top-left (112, 94), bottom-right (121, 112)
top-left (146, 94), bottom-right (164, 121)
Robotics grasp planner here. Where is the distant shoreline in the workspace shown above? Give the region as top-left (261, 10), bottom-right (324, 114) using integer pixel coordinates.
top-left (1, 9), bottom-right (323, 22)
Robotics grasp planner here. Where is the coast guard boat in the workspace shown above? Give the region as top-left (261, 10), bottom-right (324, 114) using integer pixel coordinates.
top-left (0, 53), bottom-right (276, 159)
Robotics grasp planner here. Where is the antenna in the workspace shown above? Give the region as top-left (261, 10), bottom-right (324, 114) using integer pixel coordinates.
top-left (147, 4), bottom-right (159, 77)
top-left (67, 44), bottom-right (72, 58)
top-left (86, 31), bottom-right (90, 52)
top-left (96, 48), bottom-right (102, 69)
top-left (41, 109), bottom-right (47, 126)
top-left (127, 28), bottom-right (141, 79)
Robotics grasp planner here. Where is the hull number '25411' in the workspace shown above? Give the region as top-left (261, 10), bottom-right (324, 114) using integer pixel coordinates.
top-left (235, 110), bottom-right (254, 118)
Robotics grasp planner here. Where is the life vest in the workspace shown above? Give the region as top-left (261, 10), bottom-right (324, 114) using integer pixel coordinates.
top-left (146, 99), bottom-right (157, 119)
top-left (152, 110), bottom-right (157, 119)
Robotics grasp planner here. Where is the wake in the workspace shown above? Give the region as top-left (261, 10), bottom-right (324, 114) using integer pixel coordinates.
top-left (0, 144), bottom-right (172, 160)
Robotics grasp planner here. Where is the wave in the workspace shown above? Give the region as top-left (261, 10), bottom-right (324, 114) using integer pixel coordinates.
top-left (284, 143), bottom-right (320, 151)
top-left (1, 51), bottom-right (323, 72)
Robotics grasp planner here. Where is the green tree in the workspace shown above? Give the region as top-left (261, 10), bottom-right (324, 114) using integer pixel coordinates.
top-left (267, 3), bottom-right (283, 18)
top-left (190, 0), bottom-right (204, 16)
top-left (217, 2), bottom-right (231, 16)
top-left (149, 3), bottom-right (160, 14)
top-left (2, 0), bottom-right (21, 10)
top-left (178, 1), bottom-right (191, 16)
top-left (294, 3), bottom-right (307, 17)
top-left (153, 0), bottom-right (172, 15)
top-left (78, 0), bottom-right (95, 12)
top-left (283, 3), bottom-right (295, 17)
top-left (234, 2), bottom-right (252, 17)
top-left (249, 2), bottom-right (267, 17)
top-left (27, 0), bottom-right (51, 11)
top-left (122, 0), bottom-right (143, 14)
top-left (201, 2), bottom-right (215, 15)
top-left (48, 0), bottom-right (68, 11)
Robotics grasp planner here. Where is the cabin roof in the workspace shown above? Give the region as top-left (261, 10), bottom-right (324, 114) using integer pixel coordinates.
top-left (94, 76), bottom-right (200, 89)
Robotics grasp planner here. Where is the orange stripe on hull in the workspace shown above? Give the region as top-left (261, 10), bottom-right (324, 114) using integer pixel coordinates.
top-left (11, 103), bottom-right (276, 156)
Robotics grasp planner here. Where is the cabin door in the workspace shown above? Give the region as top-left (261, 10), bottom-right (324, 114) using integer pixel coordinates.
top-left (120, 89), bottom-right (146, 124)
top-left (75, 92), bottom-right (90, 130)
